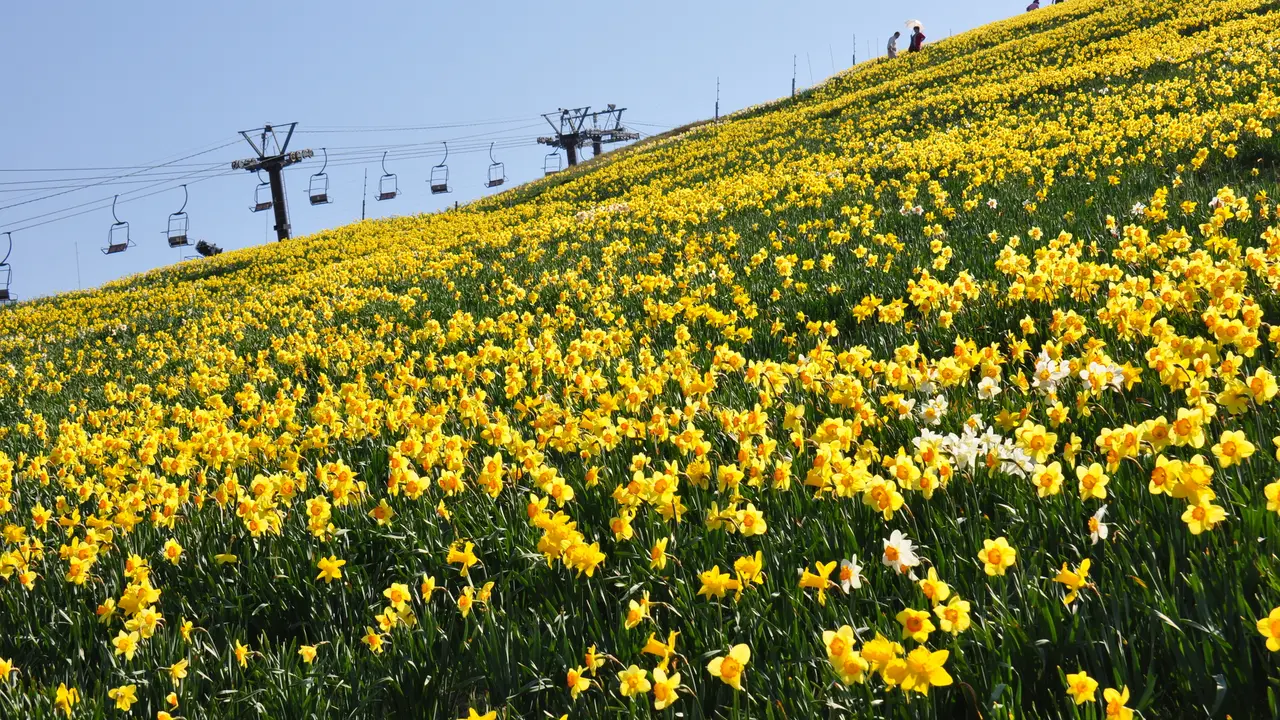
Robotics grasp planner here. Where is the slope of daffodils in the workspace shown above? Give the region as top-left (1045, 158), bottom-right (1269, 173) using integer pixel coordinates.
top-left (3, 0), bottom-right (1280, 717)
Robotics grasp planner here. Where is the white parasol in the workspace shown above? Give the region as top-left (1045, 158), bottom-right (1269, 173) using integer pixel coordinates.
top-left (905, 19), bottom-right (924, 31)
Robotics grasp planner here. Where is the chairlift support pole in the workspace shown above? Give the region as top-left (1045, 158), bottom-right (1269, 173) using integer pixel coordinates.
top-left (267, 170), bottom-right (289, 239)
top-left (230, 123), bottom-right (314, 241)
top-left (536, 105), bottom-right (639, 167)
top-left (715, 77), bottom-right (720, 121)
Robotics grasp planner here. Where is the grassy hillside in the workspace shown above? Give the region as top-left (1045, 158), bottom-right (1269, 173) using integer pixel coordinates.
top-left (3, 0), bottom-right (1280, 717)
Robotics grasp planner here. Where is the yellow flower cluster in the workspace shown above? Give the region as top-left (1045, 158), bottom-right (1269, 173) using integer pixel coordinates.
top-left (0, 0), bottom-right (1279, 716)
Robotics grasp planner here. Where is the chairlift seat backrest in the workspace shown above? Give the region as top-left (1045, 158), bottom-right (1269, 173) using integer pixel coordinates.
top-left (103, 196), bottom-right (133, 255)
top-left (544, 152), bottom-right (563, 176)
top-left (308, 149), bottom-right (332, 205)
top-left (252, 182), bottom-right (273, 212)
top-left (104, 221), bottom-right (132, 255)
top-left (308, 173), bottom-right (330, 205)
top-left (309, 172), bottom-right (330, 203)
top-left (375, 151), bottom-right (398, 201)
top-left (487, 161), bottom-right (505, 188)
top-left (166, 185), bottom-right (190, 247)
top-left (167, 212), bottom-right (189, 247)
top-left (430, 165), bottom-right (449, 195)
top-left (378, 172), bottom-right (398, 201)
top-left (429, 142), bottom-right (451, 194)
top-left (0, 234), bottom-right (9, 300)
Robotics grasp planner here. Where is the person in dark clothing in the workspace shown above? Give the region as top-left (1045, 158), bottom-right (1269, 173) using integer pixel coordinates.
top-left (908, 26), bottom-right (925, 52)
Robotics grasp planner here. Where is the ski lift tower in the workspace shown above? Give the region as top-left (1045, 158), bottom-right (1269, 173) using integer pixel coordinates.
top-left (537, 105), bottom-right (639, 167)
top-left (230, 123), bottom-right (314, 241)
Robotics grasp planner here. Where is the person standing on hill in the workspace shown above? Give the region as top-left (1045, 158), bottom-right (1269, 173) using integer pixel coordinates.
top-left (1027, 0), bottom-right (1040, 10)
top-left (908, 26), bottom-right (926, 53)
top-left (887, 31), bottom-right (901, 58)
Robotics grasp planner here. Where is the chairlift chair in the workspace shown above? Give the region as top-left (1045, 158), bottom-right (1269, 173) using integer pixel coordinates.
top-left (377, 151), bottom-right (398, 201)
top-left (430, 142), bottom-right (451, 194)
top-left (0, 232), bottom-right (12, 303)
top-left (103, 195), bottom-right (134, 255)
top-left (309, 148), bottom-right (331, 205)
top-left (486, 142), bottom-right (506, 188)
top-left (544, 150), bottom-right (563, 176)
top-left (251, 171), bottom-right (273, 212)
top-left (167, 184), bottom-right (190, 248)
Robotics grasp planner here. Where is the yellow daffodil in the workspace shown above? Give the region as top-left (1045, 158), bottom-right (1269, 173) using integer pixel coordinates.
top-left (707, 644), bottom-right (751, 690)
top-left (1065, 670), bottom-right (1098, 704)
top-left (978, 537), bottom-right (1017, 576)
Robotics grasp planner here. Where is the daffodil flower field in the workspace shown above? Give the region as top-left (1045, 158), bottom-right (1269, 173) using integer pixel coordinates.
top-left (4, 0), bottom-right (1280, 717)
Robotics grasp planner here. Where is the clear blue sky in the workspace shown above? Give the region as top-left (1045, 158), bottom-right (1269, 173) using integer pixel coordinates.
top-left (0, 1), bottom-right (1017, 299)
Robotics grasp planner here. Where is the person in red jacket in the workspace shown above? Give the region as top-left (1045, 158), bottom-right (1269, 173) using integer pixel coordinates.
top-left (908, 26), bottom-right (926, 52)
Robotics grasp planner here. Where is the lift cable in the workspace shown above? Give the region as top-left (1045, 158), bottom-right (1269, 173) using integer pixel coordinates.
top-left (0, 139), bottom-right (240, 213)
top-left (297, 116), bottom-right (537, 133)
top-left (0, 163), bottom-right (235, 235)
top-left (0, 126), bottom-right (542, 191)
top-left (0, 138), bottom-right (540, 235)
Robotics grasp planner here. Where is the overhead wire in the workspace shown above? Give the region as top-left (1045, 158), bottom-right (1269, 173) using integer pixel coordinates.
top-left (1, 165), bottom-right (235, 235)
top-left (296, 116), bottom-right (537, 133)
top-left (312, 138), bottom-right (535, 166)
top-left (0, 137), bottom-right (531, 190)
top-left (0, 162), bottom-right (232, 189)
top-left (0, 170), bottom-right (235, 232)
top-left (0, 124), bottom-right (544, 191)
top-left (312, 123), bottom-right (545, 155)
top-left (0, 139), bottom-right (539, 235)
top-left (0, 139), bottom-right (240, 213)
top-left (0, 113), bottom-right (645, 237)
top-left (0, 161), bottom-right (246, 173)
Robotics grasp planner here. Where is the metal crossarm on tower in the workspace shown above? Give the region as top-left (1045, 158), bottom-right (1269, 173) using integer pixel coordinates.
top-left (536, 105), bottom-right (639, 167)
top-left (230, 123), bottom-right (314, 241)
